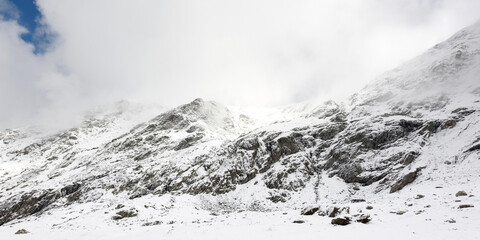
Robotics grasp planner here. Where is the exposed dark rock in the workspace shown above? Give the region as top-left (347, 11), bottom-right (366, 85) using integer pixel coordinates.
top-left (359, 126), bottom-right (406, 150)
top-left (331, 113), bottom-right (347, 122)
top-left (301, 206), bottom-right (319, 215)
top-left (142, 220), bottom-right (163, 226)
top-left (274, 136), bottom-right (301, 160)
top-left (61, 183), bottom-right (81, 196)
top-left (391, 210), bottom-right (407, 215)
top-left (402, 152), bottom-right (420, 165)
top-left (112, 209), bottom-right (138, 220)
top-left (0, 190), bottom-right (61, 226)
top-left (456, 191), bottom-right (468, 197)
top-left (458, 204), bottom-right (474, 209)
top-left (311, 123), bottom-right (347, 140)
top-left (441, 120), bottom-right (456, 129)
top-left (452, 107), bottom-right (468, 114)
top-left (466, 144), bottom-right (480, 152)
top-left (328, 206), bottom-right (349, 218)
top-left (15, 229), bottom-right (29, 234)
top-left (452, 108), bottom-right (475, 116)
top-left (351, 199), bottom-right (366, 203)
top-left (399, 119), bottom-right (423, 132)
top-left (129, 188), bottom-right (148, 199)
top-left (174, 134), bottom-right (204, 151)
top-left (331, 217), bottom-right (351, 226)
top-left (445, 219), bottom-right (456, 223)
top-left (366, 206), bottom-right (373, 210)
top-left (263, 169), bottom-right (308, 191)
top-left (293, 220), bottom-right (305, 224)
top-left (420, 121), bottom-right (442, 134)
top-left (328, 207), bottom-right (340, 218)
top-left (356, 214), bottom-right (371, 224)
top-left (186, 125), bottom-right (202, 133)
top-left (390, 168), bottom-right (422, 193)
top-left (154, 113), bottom-right (186, 131)
top-left (235, 137), bottom-right (260, 151)
top-left (267, 192), bottom-right (290, 203)
top-left (344, 126), bottom-right (403, 150)
top-left (336, 164), bottom-right (363, 183)
top-left (414, 194), bottom-right (425, 199)
top-left (66, 189), bottom-right (83, 202)
top-left (134, 150), bottom-right (152, 161)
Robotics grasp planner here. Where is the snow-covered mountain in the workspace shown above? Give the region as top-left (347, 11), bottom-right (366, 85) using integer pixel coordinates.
top-left (1, 22), bottom-right (480, 239)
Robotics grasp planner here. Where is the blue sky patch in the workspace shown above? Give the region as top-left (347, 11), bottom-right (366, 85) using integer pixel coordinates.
top-left (0, 0), bottom-right (53, 54)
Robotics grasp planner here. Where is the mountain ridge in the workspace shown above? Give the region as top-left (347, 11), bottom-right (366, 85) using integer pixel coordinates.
top-left (0, 21), bottom-right (479, 235)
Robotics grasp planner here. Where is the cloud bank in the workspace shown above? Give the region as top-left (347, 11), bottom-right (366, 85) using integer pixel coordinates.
top-left (1, 0), bottom-right (480, 129)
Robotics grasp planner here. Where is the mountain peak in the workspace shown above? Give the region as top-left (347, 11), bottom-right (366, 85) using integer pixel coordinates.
top-left (350, 20), bottom-right (480, 118)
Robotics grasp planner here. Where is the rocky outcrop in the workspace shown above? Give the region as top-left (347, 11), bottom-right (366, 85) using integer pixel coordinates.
top-left (112, 209), bottom-right (138, 220)
top-left (0, 183), bottom-right (81, 226)
top-left (0, 190), bottom-right (60, 226)
top-left (390, 168), bottom-right (422, 193)
top-left (301, 206), bottom-right (319, 215)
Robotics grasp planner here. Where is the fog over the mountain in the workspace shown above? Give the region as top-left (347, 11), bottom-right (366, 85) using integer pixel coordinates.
top-left (1, 0), bottom-right (480, 129)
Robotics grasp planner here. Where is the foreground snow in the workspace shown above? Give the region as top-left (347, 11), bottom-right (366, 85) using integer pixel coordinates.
top-left (1, 202), bottom-right (478, 240)
top-left (1, 151), bottom-right (479, 240)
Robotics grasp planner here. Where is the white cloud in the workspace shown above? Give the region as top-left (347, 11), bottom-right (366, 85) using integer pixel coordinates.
top-left (1, 0), bottom-right (480, 129)
top-left (0, 20), bottom-right (44, 127)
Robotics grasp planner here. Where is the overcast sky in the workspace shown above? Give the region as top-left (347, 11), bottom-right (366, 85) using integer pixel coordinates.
top-left (1, 0), bottom-right (480, 129)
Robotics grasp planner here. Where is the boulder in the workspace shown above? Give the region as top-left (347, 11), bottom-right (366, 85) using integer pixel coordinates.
top-left (331, 217), bottom-right (351, 226)
top-left (445, 219), bottom-right (456, 223)
top-left (356, 214), bottom-right (371, 224)
top-left (456, 191), bottom-right (468, 197)
top-left (15, 229), bottom-right (29, 234)
top-left (414, 194), bottom-right (425, 199)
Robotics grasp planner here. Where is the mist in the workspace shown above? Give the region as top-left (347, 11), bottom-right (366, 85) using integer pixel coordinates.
top-left (1, 0), bottom-right (480, 129)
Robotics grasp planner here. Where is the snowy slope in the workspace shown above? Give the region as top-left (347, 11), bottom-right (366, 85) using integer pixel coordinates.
top-left (1, 21), bottom-right (480, 239)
